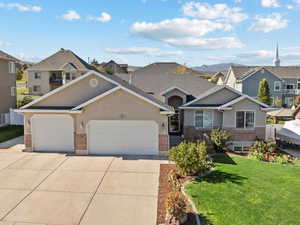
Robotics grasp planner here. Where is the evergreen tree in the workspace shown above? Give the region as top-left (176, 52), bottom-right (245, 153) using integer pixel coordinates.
top-left (257, 78), bottom-right (271, 105)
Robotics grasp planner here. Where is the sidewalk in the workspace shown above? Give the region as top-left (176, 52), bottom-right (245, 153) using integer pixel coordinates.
top-left (0, 136), bottom-right (24, 149)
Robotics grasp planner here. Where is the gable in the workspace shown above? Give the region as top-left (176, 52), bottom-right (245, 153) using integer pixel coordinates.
top-left (191, 88), bottom-right (240, 106)
top-left (34, 74), bottom-right (116, 107)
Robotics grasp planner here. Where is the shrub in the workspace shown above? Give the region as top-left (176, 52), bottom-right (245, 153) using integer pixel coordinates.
top-left (168, 142), bottom-right (213, 176)
top-left (168, 168), bottom-right (182, 191)
top-left (165, 191), bottom-right (187, 222)
top-left (210, 129), bottom-right (231, 152)
top-left (251, 140), bottom-right (277, 154)
top-left (18, 96), bottom-right (33, 108)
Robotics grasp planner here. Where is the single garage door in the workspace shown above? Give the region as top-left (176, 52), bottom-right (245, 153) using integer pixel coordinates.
top-left (31, 114), bottom-right (74, 152)
top-left (88, 120), bottom-right (159, 155)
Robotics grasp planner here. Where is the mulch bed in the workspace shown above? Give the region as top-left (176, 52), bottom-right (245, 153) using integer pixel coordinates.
top-left (157, 164), bottom-right (198, 225)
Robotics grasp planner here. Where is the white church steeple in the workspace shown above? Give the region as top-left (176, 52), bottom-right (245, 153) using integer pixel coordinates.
top-left (273, 44), bottom-right (280, 67)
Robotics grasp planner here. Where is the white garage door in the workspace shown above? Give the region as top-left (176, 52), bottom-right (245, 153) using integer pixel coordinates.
top-left (31, 114), bottom-right (74, 152)
top-left (88, 120), bottom-right (159, 155)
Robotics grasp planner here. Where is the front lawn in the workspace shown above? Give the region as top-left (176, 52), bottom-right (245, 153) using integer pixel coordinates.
top-left (0, 125), bottom-right (24, 143)
top-left (185, 154), bottom-right (300, 225)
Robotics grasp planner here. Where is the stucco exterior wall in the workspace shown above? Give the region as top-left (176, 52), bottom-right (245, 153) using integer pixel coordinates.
top-left (34, 74), bottom-right (116, 107)
top-left (0, 59), bottom-right (16, 114)
top-left (163, 89), bottom-right (187, 104)
top-left (192, 88), bottom-right (239, 105)
top-left (28, 71), bottom-right (51, 95)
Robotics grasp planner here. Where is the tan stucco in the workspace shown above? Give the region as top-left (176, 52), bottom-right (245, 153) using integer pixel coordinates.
top-left (75, 89), bottom-right (168, 135)
top-left (193, 88), bottom-right (239, 105)
top-left (0, 59), bottom-right (16, 114)
top-left (34, 74), bottom-right (116, 107)
top-left (223, 98), bottom-right (266, 128)
top-left (163, 88), bottom-right (187, 104)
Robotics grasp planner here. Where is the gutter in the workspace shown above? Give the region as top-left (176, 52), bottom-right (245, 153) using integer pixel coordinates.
top-left (14, 109), bottom-right (83, 114)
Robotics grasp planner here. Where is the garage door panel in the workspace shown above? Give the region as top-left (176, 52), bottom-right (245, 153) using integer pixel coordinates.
top-left (88, 121), bottom-right (158, 155)
top-left (32, 115), bottom-right (74, 152)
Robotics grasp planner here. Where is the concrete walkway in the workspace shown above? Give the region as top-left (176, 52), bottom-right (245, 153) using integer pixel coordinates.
top-left (0, 136), bottom-right (24, 149)
top-left (0, 149), bottom-right (166, 225)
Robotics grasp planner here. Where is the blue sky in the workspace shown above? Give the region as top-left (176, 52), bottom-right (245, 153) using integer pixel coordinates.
top-left (1, 0), bottom-right (300, 66)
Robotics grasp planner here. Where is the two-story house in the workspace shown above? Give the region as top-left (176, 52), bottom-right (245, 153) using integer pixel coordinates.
top-left (0, 50), bottom-right (18, 126)
top-left (224, 46), bottom-right (300, 108)
top-left (26, 49), bottom-right (96, 95)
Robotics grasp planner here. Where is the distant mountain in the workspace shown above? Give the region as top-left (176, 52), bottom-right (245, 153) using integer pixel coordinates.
top-left (193, 63), bottom-right (245, 73)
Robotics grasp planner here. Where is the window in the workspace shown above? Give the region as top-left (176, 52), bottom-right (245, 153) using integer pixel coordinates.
top-left (72, 74), bottom-right (76, 80)
top-left (274, 81), bottom-right (281, 92)
top-left (236, 111), bottom-right (255, 129)
top-left (33, 85), bottom-right (41, 93)
top-left (298, 79), bottom-right (300, 90)
top-left (233, 145), bottom-right (251, 153)
top-left (8, 62), bottom-right (15, 73)
top-left (34, 72), bottom-right (41, 79)
top-left (286, 84), bottom-right (294, 90)
top-left (65, 72), bottom-right (71, 80)
top-left (195, 110), bottom-right (213, 129)
top-left (10, 87), bottom-right (16, 97)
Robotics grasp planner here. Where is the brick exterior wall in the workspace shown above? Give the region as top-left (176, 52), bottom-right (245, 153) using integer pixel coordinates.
top-left (74, 133), bottom-right (87, 152)
top-left (183, 126), bottom-right (265, 142)
top-left (159, 134), bottom-right (169, 152)
top-left (24, 134), bottom-right (32, 148)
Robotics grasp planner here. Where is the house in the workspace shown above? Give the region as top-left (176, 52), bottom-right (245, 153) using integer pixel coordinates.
top-left (224, 46), bottom-right (300, 108)
top-left (180, 85), bottom-right (270, 152)
top-left (18, 63), bottom-right (271, 155)
top-left (117, 62), bottom-right (214, 135)
top-left (26, 49), bottom-right (95, 95)
top-left (0, 50), bottom-right (18, 126)
top-left (102, 60), bottom-right (128, 74)
top-left (210, 72), bottom-right (225, 85)
top-left (18, 70), bottom-right (174, 155)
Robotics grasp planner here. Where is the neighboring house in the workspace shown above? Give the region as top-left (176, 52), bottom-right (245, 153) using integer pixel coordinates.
top-left (224, 46), bottom-right (300, 108)
top-left (0, 50), bottom-right (18, 126)
top-left (180, 85), bottom-right (270, 152)
top-left (117, 62), bottom-right (214, 135)
top-left (210, 72), bottom-right (225, 85)
top-left (102, 60), bottom-right (128, 74)
top-left (18, 71), bottom-right (174, 155)
top-left (26, 49), bottom-right (95, 95)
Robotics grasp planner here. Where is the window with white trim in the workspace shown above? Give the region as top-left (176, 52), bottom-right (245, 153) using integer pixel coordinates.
top-left (195, 110), bottom-right (213, 129)
top-left (33, 85), bottom-right (41, 93)
top-left (34, 72), bottom-right (41, 79)
top-left (297, 79), bottom-right (300, 90)
top-left (10, 87), bottom-right (16, 97)
top-left (274, 81), bottom-right (281, 92)
top-left (236, 111), bottom-right (255, 129)
top-left (8, 62), bottom-right (15, 73)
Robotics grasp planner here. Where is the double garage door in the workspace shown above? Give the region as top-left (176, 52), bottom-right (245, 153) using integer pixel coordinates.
top-left (31, 115), bottom-right (158, 155)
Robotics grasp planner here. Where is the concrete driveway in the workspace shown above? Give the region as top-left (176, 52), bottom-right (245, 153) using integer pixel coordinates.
top-left (0, 148), bottom-right (165, 225)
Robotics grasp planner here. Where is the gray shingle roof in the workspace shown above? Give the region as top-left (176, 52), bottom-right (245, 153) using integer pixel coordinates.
top-left (0, 50), bottom-right (19, 61)
top-left (117, 62), bottom-right (215, 101)
top-left (231, 66), bottom-right (300, 80)
top-left (27, 49), bottom-right (96, 71)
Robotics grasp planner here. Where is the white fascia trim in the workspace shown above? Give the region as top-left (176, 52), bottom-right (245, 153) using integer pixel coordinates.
top-left (160, 86), bottom-right (191, 96)
top-left (72, 86), bottom-right (121, 110)
top-left (240, 67), bottom-right (283, 82)
top-left (220, 95), bottom-right (269, 109)
top-left (21, 70), bottom-right (123, 109)
top-left (261, 107), bottom-right (276, 111)
top-left (182, 85), bottom-right (243, 107)
top-left (14, 109), bottom-right (82, 114)
top-left (179, 106), bottom-right (232, 110)
top-left (160, 111), bottom-right (175, 115)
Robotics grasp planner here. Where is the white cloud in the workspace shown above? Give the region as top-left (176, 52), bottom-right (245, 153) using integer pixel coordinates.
top-left (234, 0), bottom-right (242, 3)
top-left (88, 12), bottom-right (112, 23)
top-left (261, 0), bottom-right (280, 8)
top-left (286, 5), bottom-right (294, 9)
top-left (294, 0), bottom-right (300, 4)
top-left (249, 13), bottom-right (288, 33)
top-left (0, 3), bottom-right (42, 12)
top-left (0, 40), bottom-right (11, 46)
top-left (61, 10), bottom-right (80, 21)
top-left (182, 2), bottom-right (248, 23)
top-left (131, 18), bottom-right (242, 50)
top-left (104, 47), bottom-right (183, 57)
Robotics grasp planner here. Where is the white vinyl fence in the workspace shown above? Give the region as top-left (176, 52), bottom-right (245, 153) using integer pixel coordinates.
top-left (9, 108), bottom-right (24, 125)
top-left (266, 124), bottom-right (284, 140)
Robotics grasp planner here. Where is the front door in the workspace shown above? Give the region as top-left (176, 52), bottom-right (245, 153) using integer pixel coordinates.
top-left (169, 111), bottom-right (180, 133)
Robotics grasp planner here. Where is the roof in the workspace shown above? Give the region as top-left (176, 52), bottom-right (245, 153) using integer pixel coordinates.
top-left (0, 50), bottom-right (19, 62)
top-left (21, 70), bottom-right (174, 113)
top-left (229, 66), bottom-right (300, 80)
top-left (117, 62), bottom-right (214, 101)
top-left (267, 108), bottom-right (295, 117)
top-left (27, 49), bottom-right (96, 71)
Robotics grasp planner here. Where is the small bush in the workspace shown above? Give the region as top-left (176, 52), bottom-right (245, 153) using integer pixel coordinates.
top-left (251, 141), bottom-right (277, 154)
top-left (18, 96), bottom-right (33, 108)
top-left (165, 192), bottom-right (187, 222)
top-left (168, 142), bottom-right (213, 176)
top-left (210, 129), bottom-right (231, 152)
top-left (168, 168), bottom-right (182, 191)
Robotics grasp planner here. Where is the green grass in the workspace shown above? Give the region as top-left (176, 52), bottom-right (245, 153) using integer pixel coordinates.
top-left (0, 125), bottom-right (24, 143)
top-left (185, 154), bottom-right (300, 225)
